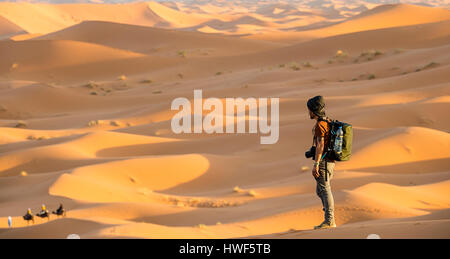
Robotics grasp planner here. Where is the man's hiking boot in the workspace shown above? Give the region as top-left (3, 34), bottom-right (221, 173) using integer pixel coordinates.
top-left (314, 221), bottom-right (336, 230)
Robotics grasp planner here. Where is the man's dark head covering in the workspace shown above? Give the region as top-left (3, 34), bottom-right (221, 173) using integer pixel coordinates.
top-left (307, 95), bottom-right (326, 117)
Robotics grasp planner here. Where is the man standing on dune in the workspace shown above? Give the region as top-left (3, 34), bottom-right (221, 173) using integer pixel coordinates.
top-left (306, 96), bottom-right (336, 229)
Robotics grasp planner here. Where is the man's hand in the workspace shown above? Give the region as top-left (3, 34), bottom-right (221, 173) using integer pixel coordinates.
top-left (312, 164), bottom-right (320, 179)
top-left (313, 136), bottom-right (325, 179)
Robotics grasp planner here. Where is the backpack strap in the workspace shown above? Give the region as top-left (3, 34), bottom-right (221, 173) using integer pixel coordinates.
top-left (318, 117), bottom-right (334, 159)
top-left (314, 117), bottom-right (328, 145)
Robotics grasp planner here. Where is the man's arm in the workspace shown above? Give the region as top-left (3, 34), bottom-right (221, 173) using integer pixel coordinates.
top-left (312, 136), bottom-right (324, 178)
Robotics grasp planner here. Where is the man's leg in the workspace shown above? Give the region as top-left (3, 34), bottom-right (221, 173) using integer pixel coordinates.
top-left (323, 162), bottom-right (335, 224)
top-left (314, 161), bottom-right (336, 229)
top-left (316, 179), bottom-right (326, 211)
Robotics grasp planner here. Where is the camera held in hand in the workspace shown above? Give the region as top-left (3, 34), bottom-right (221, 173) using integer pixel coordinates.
top-left (305, 146), bottom-right (316, 160)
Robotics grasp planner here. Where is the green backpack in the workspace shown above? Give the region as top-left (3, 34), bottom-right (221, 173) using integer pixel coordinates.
top-left (319, 118), bottom-right (353, 161)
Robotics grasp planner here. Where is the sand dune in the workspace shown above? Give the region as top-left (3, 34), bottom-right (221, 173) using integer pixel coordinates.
top-left (5, 1), bottom-right (440, 43)
top-left (0, 130), bottom-right (181, 176)
top-left (34, 20), bottom-right (284, 57)
top-left (247, 4), bottom-right (450, 43)
top-left (49, 154), bottom-right (210, 202)
top-left (0, 2), bottom-right (73, 35)
top-left (2, 2), bottom-right (447, 43)
top-left (6, 20), bottom-right (449, 85)
top-left (0, 38), bottom-right (182, 83)
top-left (0, 1), bottom-right (449, 239)
top-left (0, 40), bottom-right (144, 74)
top-left (311, 4), bottom-right (450, 36)
top-left (350, 181), bottom-right (450, 211)
top-left (340, 127), bottom-right (450, 172)
top-left (0, 2), bottom-right (169, 35)
top-left (0, 15), bottom-right (25, 39)
top-left (255, 209), bottom-right (450, 239)
top-left (251, 20), bottom-right (450, 63)
top-left (146, 1), bottom-right (213, 28)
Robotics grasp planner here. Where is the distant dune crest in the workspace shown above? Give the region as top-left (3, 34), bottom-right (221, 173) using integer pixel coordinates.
top-left (1, 0), bottom-right (449, 41)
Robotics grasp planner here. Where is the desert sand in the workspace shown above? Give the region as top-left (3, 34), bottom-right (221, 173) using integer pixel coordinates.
top-left (0, 1), bottom-right (449, 239)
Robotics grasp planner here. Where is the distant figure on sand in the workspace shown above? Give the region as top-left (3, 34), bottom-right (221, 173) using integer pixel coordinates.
top-left (36, 204), bottom-right (50, 221)
top-left (23, 208), bottom-right (34, 225)
top-left (306, 96), bottom-right (336, 229)
top-left (52, 204), bottom-right (66, 217)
